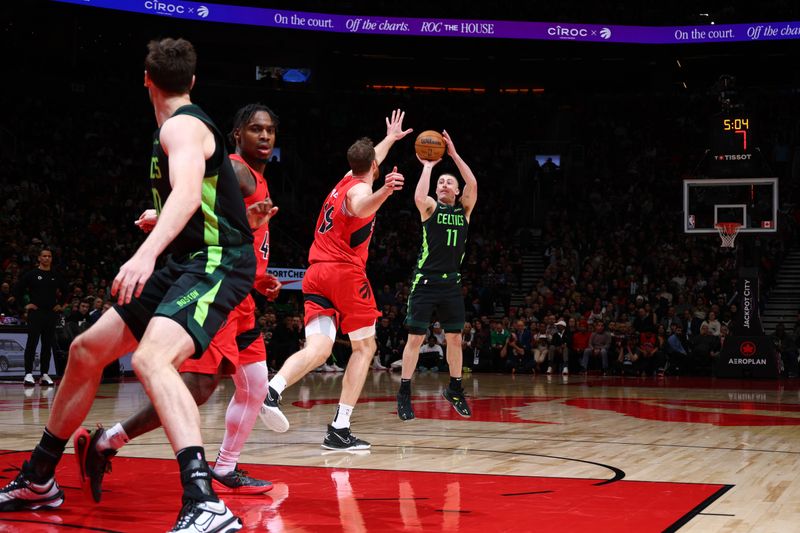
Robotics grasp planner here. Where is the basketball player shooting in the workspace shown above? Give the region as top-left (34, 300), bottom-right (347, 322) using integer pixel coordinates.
top-left (397, 130), bottom-right (478, 420)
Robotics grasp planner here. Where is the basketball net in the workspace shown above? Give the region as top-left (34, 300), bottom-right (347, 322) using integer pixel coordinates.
top-left (715, 222), bottom-right (742, 248)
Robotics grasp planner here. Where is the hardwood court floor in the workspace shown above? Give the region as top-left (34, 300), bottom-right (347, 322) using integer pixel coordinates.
top-left (1, 371), bottom-right (799, 532)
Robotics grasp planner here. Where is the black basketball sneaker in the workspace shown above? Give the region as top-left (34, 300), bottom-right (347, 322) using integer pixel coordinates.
top-left (211, 466), bottom-right (273, 495)
top-left (443, 387), bottom-right (472, 418)
top-left (321, 425), bottom-right (371, 451)
top-left (259, 386), bottom-right (290, 433)
top-left (396, 390), bottom-right (415, 421)
top-left (74, 426), bottom-right (117, 503)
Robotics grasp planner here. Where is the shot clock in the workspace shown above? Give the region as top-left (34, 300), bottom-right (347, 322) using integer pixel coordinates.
top-left (720, 117), bottom-right (750, 153)
top-left (698, 113), bottom-right (770, 178)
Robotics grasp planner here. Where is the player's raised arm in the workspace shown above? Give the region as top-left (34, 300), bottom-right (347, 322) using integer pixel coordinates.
top-left (347, 166), bottom-right (405, 219)
top-left (374, 109), bottom-right (413, 165)
top-left (414, 155), bottom-right (439, 220)
top-left (443, 130), bottom-right (477, 219)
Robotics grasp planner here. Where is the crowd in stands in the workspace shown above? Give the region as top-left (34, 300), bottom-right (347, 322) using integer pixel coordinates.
top-left (3, 51), bottom-right (800, 379)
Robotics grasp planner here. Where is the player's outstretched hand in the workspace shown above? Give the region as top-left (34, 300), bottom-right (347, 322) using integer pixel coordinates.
top-left (442, 129), bottom-right (457, 158)
top-left (385, 109), bottom-right (413, 141)
top-left (256, 273), bottom-right (282, 301)
top-left (134, 209), bottom-right (158, 233)
top-left (383, 166), bottom-right (405, 194)
top-left (247, 198), bottom-right (278, 229)
top-left (112, 254), bottom-right (155, 305)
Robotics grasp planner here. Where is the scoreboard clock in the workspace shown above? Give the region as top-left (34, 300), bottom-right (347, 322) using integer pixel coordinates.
top-left (699, 113), bottom-right (769, 178)
top-left (713, 116), bottom-right (752, 160)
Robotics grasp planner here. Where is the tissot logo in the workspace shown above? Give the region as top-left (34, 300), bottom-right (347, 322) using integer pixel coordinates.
top-left (715, 154), bottom-right (752, 161)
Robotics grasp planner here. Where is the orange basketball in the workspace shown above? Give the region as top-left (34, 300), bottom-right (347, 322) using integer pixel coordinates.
top-left (414, 130), bottom-right (446, 161)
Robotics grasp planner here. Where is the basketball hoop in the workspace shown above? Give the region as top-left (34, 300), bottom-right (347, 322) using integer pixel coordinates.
top-left (715, 222), bottom-right (742, 248)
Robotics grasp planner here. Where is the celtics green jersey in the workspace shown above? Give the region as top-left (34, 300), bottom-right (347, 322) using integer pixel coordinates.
top-left (149, 104), bottom-right (252, 256)
top-left (413, 202), bottom-right (468, 281)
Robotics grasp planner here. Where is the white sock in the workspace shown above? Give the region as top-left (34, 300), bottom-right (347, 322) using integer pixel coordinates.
top-left (214, 447), bottom-right (239, 476)
top-left (97, 423), bottom-right (129, 452)
top-left (331, 403), bottom-right (354, 429)
top-left (270, 374), bottom-right (288, 396)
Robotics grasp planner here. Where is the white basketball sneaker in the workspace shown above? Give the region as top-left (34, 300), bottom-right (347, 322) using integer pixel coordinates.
top-left (0, 467), bottom-right (64, 511)
top-left (258, 387), bottom-right (289, 433)
top-left (169, 498), bottom-right (242, 532)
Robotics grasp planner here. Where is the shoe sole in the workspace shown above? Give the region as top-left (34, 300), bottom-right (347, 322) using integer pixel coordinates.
top-left (258, 405), bottom-right (290, 433)
top-left (29, 492), bottom-right (65, 510)
top-left (320, 443), bottom-right (371, 451)
top-left (442, 391), bottom-right (472, 418)
top-left (0, 491), bottom-right (64, 512)
top-left (73, 427), bottom-right (91, 487)
top-left (211, 479), bottom-right (273, 495)
top-left (213, 516), bottom-right (243, 533)
top-left (74, 428), bottom-right (109, 503)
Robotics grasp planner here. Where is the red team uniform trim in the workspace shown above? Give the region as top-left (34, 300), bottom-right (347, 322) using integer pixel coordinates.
top-left (180, 154), bottom-right (271, 374)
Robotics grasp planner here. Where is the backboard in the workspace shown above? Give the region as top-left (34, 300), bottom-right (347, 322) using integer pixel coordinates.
top-left (683, 177), bottom-right (778, 234)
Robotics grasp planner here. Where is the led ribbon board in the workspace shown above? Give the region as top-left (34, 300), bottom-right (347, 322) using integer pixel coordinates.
top-left (52, 0), bottom-right (800, 44)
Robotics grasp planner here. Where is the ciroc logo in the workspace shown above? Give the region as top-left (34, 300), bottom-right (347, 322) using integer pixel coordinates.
top-left (547, 25), bottom-right (612, 40)
top-left (144, 1), bottom-right (184, 14)
top-left (197, 5), bottom-right (209, 17)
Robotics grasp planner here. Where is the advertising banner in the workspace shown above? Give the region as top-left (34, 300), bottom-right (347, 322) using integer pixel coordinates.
top-left (53, 0), bottom-right (800, 45)
top-left (715, 268), bottom-right (778, 378)
top-left (267, 267), bottom-right (306, 291)
top-left (0, 330), bottom-right (55, 378)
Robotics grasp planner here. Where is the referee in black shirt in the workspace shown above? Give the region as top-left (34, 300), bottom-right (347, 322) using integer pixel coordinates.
top-left (13, 248), bottom-right (66, 385)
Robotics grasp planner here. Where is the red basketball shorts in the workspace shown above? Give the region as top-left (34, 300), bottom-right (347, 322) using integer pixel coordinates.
top-left (179, 294), bottom-right (265, 375)
top-left (301, 262), bottom-right (381, 335)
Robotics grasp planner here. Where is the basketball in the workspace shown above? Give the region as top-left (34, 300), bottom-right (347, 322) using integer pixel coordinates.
top-left (414, 130), bottom-right (446, 161)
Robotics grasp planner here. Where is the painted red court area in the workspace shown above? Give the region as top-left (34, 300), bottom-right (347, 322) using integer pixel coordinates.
top-left (296, 395), bottom-right (800, 427)
top-left (565, 397), bottom-right (800, 426)
top-left (0, 451), bottom-right (728, 532)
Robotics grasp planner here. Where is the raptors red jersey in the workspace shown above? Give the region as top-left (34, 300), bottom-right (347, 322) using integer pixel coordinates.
top-left (308, 174), bottom-right (376, 269)
top-left (230, 154), bottom-right (271, 289)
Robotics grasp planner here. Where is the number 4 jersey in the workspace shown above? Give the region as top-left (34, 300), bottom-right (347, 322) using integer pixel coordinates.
top-left (230, 153), bottom-right (271, 291)
top-left (413, 201), bottom-right (468, 282)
